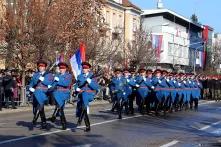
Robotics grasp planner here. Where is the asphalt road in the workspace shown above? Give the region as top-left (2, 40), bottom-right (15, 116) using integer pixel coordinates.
top-left (0, 100), bottom-right (221, 147)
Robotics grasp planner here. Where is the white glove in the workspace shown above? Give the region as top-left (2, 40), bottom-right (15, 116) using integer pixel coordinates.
top-left (136, 84), bottom-right (140, 88)
top-left (158, 80), bottom-right (162, 84)
top-left (87, 78), bottom-right (92, 84)
top-left (76, 87), bottom-right (81, 92)
top-left (54, 77), bottom-right (59, 82)
top-left (173, 80), bottom-right (176, 83)
top-left (48, 85), bottom-right (52, 88)
top-left (127, 79), bottom-right (130, 82)
top-left (178, 83), bottom-right (181, 86)
top-left (198, 83), bottom-right (200, 85)
top-left (189, 81), bottom-right (191, 84)
top-left (183, 81), bottom-right (186, 84)
top-left (29, 87), bottom-right (35, 92)
top-left (151, 86), bottom-right (155, 89)
top-left (39, 76), bottom-right (44, 81)
top-left (166, 79), bottom-right (169, 82)
top-left (143, 77), bottom-right (146, 81)
top-left (123, 92), bottom-right (126, 95)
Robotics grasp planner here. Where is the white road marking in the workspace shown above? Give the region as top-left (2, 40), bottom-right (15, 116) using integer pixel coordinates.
top-left (0, 115), bottom-right (142, 145)
top-left (72, 144), bottom-right (92, 147)
top-left (160, 140), bottom-right (179, 147)
top-left (0, 123), bottom-right (6, 126)
top-left (199, 120), bottom-right (221, 131)
top-left (199, 101), bottom-right (215, 105)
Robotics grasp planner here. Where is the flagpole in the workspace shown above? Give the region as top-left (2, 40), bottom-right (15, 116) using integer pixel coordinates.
top-left (55, 50), bottom-right (58, 64)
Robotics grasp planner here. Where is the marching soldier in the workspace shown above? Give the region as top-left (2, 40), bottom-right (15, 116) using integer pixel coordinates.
top-left (110, 68), bottom-right (125, 119)
top-left (110, 70), bottom-right (117, 112)
top-left (136, 68), bottom-right (154, 115)
top-left (128, 68), bottom-right (137, 114)
top-left (145, 69), bottom-right (154, 113)
top-left (29, 60), bottom-right (53, 129)
top-left (161, 70), bottom-right (171, 113)
top-left (152, 69), bottom-right (169, 116)
top-left (47, 62), bottom-right (72, 130)
top-left (122, 69), bottom-right (131, 115)
top-left (167, 72), bottom-right (177, 113)
top-left (75, 62), bottom-right (99, 132)
top-left (173, 73), bottom-right (182, 111)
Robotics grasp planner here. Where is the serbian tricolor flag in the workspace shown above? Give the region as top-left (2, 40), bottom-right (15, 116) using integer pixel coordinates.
top-left (70, 43), bottom-right (86, 80)
top-left (152, 34), bottom-right (163, 62)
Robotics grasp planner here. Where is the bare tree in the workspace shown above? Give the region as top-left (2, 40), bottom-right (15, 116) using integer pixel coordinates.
top-left (211, 44), bottom-right (221, 71)
top-left (127, 27), bottom-right (156, 70)
top-left (86, 25), bottom-right (125, 69)
top-left (3, 0), bottom-right (105, 104)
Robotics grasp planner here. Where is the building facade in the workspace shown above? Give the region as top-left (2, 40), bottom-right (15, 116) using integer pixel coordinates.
top-left (141, 9), bottom-right (204, 72)
top-left (103, 0), bottom-right (142, 42)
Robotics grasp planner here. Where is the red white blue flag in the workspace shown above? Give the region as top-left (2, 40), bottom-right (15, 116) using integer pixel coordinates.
top-left (152, 34), bottom-right (163, 62)
top-left (70, 43), bottom-right (86, 79)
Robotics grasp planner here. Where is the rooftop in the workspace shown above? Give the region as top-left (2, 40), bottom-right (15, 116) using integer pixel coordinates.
top-left (142, 9), bottom-right (203, 29)
top-left (108, 0), bottom-right (142, 11)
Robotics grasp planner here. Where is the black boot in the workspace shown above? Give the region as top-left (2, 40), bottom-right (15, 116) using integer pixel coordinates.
top-left (48, 108), bottom-right (59, 123)
top-left (194, 100), bottom-right (198, 111)
top-left (77, 108), bottom-right (85, 126)
top-left (118, 101), bottom-right (122, 119)
top-left (60, 110), bottom-right (67, 130)
top-left (40, 109), bottom-right (47, 129)
top-left (32, 111), bottom-right (40, 125)
top-left (84, 110), bottom-right (91, 132)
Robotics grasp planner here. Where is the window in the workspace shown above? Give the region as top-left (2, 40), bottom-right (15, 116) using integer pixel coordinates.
top-left (112, 13), bottom-right (116, 27)
top-left (112, 32), bottom-right (119, 40)
top-left (168, 43), bottom-right (173, 56)
top-left (133, 18), bottom-right (137, 31)
top-left (118, 15), bottom-right (122, 27)
top-left (106, 11), bottom-right (110, 25)
top-left (178, 45), bottom-right (182, 57)
top-left (175, 44), bottom-right (179, 56)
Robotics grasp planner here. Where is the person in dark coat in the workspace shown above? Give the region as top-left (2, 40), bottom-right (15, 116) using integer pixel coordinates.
top-left (3, 69), bottom-right (17, 109)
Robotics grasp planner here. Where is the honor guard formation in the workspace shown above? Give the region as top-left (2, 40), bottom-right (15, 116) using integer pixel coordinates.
top-left (23, 60), bottom-right (221, 132)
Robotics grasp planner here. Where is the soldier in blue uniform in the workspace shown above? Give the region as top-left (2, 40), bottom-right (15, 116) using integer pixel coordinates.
top-left (29, 60), bottom-right (53, 129)
top-left (111, 68), bottom-right (125, 119)
top-left (122, 68), bottom-right (136, 115)
top-left (173, 74), bottom-right (182, 111)
top-left (75, 62), bottom-right (99, 132)
top-left (136, 68), bottom-right (154, 115)
top-left (145, 69), bottom-right (154, 113)
top-left (190, 74), bottom-right (202, 111)
top-left (128, 68), bottom-right (137, 114)
top-left (152, 69), bottom-right (168, 116)
top-left (47, 62), bottom-right (72, 130)
top-left (179, 73), bottom-right (189, 110)
top-left (161, 70), bottom-right (171, 113)
top-left (167, 72), bottom-right (177, 113)
top-left (110, 70), bottom-right (118, 112)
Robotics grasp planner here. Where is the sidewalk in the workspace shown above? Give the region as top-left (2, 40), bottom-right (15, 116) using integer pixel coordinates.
top-left (0, 100), bottom-right (110, 114)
